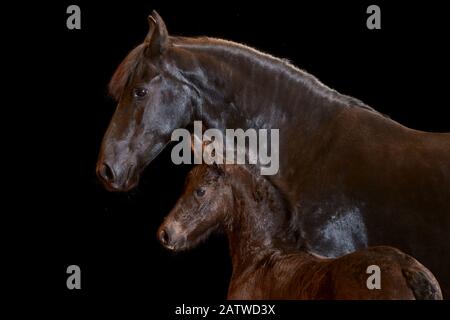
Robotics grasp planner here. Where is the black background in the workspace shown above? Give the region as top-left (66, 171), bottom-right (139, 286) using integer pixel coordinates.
top-left (13, 0), bottom-right (449, 315)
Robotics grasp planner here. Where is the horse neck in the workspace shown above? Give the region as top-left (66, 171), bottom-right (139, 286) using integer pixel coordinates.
top-left (224, 167), bottom-right (295, 270)
top-left (174, 37), bottom-right (344, 134)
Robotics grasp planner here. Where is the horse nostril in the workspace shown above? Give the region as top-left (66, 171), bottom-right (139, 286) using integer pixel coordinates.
top-left (98, 163), bottom-right (115, 184)
top-left (159, 229), bottom-right (170, 246)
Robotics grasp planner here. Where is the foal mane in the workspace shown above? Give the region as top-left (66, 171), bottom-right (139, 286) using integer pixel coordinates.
top-left (227, 165), bottom-right (300, 245)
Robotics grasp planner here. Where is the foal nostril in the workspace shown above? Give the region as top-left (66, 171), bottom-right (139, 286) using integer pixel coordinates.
top-left (98, 163), bottom-right (115, 184)
top-left (159, 229), bottom-right (170, 246)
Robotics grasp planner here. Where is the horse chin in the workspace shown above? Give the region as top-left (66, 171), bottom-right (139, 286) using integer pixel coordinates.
top-left (164, 244), bottom-right (176, 251)
top-left (181, 226), bottom-right (219, 251)
top-left (102, 177), bottom-right (139, 192)
top-left (170, 240), bottom-right (192, 252)
top-left (166, 236), bottom-right (199, 252)
top-left (163, 242), bottom-right (187, 252)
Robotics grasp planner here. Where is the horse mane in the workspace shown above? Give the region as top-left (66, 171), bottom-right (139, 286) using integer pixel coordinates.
top-left (172, 36), bottom-right (382, 115)
top-left (109, 35), bottom-right (383, 117)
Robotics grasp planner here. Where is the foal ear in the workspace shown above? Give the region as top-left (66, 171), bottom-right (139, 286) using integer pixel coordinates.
top-left (212, 162), bottom-right (224, 174)
top-left (190, 133), bottom-right (210, 153)
top-left (145, 10), bottom-right (169, 56)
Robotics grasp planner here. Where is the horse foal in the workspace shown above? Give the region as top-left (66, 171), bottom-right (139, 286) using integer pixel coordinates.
top-left (158, 164), bottom-right (442, 300)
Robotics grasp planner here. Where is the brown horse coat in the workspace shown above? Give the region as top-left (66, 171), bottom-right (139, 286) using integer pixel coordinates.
top-left (97, 12), bottom-right (450, 296)
top-left (158, 165), bottom-right (442, 300)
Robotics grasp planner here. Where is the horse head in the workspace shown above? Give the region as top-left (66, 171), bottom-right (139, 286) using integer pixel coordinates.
top-left (96, 11), bottom-right (200, 191)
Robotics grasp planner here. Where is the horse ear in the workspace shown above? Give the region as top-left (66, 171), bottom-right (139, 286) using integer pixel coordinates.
top-left (145, 10), bottom-right (169, 57)
top-left (212, 162), bottom-right (221, 171)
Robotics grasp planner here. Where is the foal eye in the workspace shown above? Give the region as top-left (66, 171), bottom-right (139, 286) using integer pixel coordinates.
top-left (133, 87), bottom-right (148, 98)
top-left (195, 188), bottom-right (206, 197)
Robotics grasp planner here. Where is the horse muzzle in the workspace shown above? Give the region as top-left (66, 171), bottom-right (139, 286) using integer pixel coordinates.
top-left (96, 161), bottom-right (139, 192)
top-left (157, 221), bottom-right (187, 251)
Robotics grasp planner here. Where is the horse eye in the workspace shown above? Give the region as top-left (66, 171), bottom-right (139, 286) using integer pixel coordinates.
top-left (196, 188), bottom-right (206, 197)
top-left (133, 87), bottom-right (148, 98)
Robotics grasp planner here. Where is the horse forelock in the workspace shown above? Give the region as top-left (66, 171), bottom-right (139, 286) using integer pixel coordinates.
top-left (108, 43), bottom-right (147, 100)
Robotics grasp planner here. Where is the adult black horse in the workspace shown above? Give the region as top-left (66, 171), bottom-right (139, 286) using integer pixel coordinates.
top-left (96, 12), bottom-right (450, 296)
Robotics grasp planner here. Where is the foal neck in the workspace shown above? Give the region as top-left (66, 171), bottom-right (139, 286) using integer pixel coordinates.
top-left (225, 166), bottom-right (296, 268)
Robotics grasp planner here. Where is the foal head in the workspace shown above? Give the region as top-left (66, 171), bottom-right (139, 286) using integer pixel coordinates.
top-left (158, 164), bottom-right (232, 251)
top-left (158, 164), bottom-right (293, 252)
